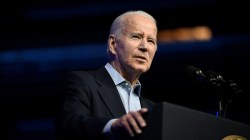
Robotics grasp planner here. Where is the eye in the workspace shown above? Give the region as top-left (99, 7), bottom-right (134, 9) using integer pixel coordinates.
top-left (148, 39), bottom-right (156, 45)
top-left (131, 35), bottom-right (141, 39)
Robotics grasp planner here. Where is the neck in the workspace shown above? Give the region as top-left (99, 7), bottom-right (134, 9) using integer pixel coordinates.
top-left (109, 62), bottom-right (140, 86)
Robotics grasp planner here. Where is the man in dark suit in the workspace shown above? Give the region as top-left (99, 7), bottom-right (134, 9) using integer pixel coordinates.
top-left (55, 10), bottom-right (158, 140)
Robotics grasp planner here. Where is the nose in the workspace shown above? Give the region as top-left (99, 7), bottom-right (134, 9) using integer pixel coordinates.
top-left (139, 38), bottom-right (147, 52)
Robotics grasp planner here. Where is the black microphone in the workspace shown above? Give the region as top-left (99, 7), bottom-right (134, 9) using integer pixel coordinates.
top-left (185, 65), bottom-right (242, 92)
top-left (206, 70), bottom-right (243, 95)
top-left (185, 65), bottom-right (231, 117)
top-left (204, 69), bottom-right (245, 118)
top-left (185, 65), bottom-right (206, 78)
top-left (186, 65), bottom-right (239, 101)
top-left (185, 65), bottom-right (212, 86)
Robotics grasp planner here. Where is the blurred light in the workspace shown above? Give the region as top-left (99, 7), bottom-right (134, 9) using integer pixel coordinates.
top-left (158, 26), bottom-right (212, 43)
top-left (0, 44), bottom-right (107, 63)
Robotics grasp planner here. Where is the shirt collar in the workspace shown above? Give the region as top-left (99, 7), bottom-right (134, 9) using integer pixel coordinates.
top-left (105, 63), bottom-right (125, 85)
top-left (105, 63), bottom-right (141, 96)
top-left (133, 82), bottom-right (141, 96)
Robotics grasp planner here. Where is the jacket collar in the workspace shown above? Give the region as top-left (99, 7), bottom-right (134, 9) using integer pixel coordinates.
top-left (94, 67), bottom-right (127, 118)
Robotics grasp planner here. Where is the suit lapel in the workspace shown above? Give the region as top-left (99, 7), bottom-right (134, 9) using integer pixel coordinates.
top-left (94, 67), bottom-right (126, 118)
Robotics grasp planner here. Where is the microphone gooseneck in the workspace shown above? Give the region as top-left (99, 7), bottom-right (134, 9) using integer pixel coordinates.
top-left (185, 65), bottom-right (243, 118)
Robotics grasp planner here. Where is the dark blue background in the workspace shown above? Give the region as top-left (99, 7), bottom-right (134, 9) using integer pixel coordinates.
top-left (2, 0), bottom-right (250, 139)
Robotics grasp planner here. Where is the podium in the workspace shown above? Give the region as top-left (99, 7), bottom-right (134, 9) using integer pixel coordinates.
top-left (135, 102), bottom-right (250, 140)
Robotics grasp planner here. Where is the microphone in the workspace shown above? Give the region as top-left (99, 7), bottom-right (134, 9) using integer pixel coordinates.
top-left (185, 65), bottom-right (242, 93)
top-left (185, 65), bottom-right (206, 78)
top-left (206, 70), bottom-right (243, 95)
top-left (185, 65), bottom-right (213, 86)
top-left (185, 65), bottom-right (244, 117)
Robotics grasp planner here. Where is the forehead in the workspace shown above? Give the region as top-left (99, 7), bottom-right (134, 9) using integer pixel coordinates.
top-left (122, 14), bottom-right (157, 36)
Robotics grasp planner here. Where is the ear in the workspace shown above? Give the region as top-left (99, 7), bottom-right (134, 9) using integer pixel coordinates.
top-left (108, 35), bottom-right (117, 55)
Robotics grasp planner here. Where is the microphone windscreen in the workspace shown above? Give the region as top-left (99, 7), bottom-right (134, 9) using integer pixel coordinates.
top-left (185, 65), bottom-right (200, 78)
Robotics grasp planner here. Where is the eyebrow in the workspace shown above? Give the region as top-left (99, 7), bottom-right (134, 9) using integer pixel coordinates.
top-left (130, 32), bottom-right (156, 40)
top-left (147, 36), bottom-right (156, 41)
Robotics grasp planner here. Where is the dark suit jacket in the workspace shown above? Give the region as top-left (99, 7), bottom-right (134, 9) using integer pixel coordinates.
top-left (55, 66), bottom-right (155, 140)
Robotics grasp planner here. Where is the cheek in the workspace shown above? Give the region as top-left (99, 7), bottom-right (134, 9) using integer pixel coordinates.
top-left (116, 43), bottom-right (129, 56)
top-left (119, 48), bottom-right (132, 61)
top-left (123, 47), bottom-right (135, 58)
top-left (149, 48), bottom-right (157, 59)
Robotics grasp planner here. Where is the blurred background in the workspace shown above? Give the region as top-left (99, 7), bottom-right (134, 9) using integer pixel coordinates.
top-left (2, 0), bottom-right (250, 139)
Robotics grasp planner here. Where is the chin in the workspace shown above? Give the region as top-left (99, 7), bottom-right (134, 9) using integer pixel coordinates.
top-left (131, 63), bottom-right (150, 73)
top-left (135, 66), bottom-right (149, 73)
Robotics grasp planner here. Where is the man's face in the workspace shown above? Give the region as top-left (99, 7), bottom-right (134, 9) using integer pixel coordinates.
top-left (110, 14), bottom-right (157, 75)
